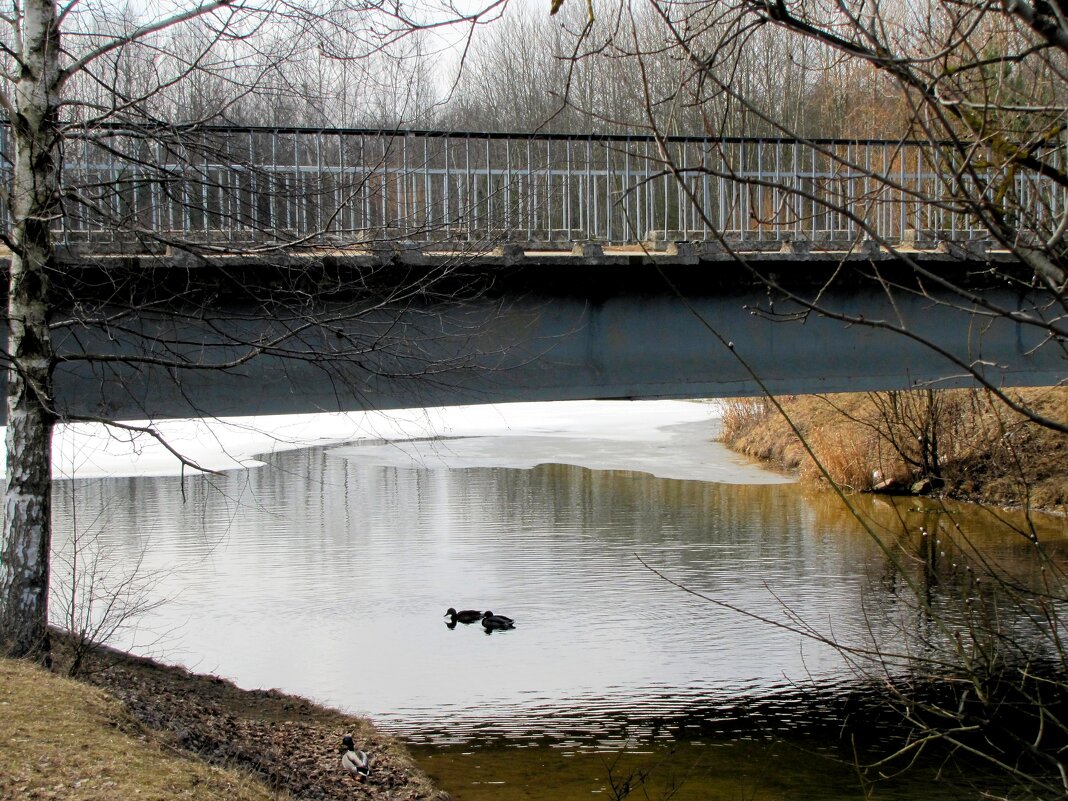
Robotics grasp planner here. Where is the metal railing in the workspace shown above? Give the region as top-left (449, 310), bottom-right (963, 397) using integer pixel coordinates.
top-left (1, 125), bottom-right (1063, 247)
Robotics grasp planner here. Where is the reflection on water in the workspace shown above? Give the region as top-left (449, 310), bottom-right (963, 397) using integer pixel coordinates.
top-left (49, 416), bottom-right (1068, 799)
top-left (412, 734), bottom-right (985, 801)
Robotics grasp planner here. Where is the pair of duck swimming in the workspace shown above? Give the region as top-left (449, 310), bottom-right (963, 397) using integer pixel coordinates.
top-left (445, 607), bottom-right (516, 630)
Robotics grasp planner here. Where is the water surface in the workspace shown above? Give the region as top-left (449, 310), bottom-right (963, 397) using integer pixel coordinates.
top-left (48, 401), bottom-right (1068, 799)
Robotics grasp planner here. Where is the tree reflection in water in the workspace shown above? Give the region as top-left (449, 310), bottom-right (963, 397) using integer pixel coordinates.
top-left (49, 425), bottom-right (1068, 800)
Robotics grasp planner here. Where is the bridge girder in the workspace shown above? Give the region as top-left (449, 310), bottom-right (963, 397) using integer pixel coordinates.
top-left (26, 247), bottom-right (1064, 422)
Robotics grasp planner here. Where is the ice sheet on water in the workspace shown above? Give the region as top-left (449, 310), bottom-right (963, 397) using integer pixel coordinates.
top-left (22, 399), bottom-right (785, 483)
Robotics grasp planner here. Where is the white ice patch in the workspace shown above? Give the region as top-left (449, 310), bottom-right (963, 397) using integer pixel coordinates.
top-left (0, 399), bottom-right (787, 485)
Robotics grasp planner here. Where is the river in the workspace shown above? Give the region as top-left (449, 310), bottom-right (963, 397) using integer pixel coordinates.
top-left (48, 400), bottom-right (1068, 800)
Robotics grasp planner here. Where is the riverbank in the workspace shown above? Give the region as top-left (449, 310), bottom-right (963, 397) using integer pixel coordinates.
top-left (1, 634), bottom-right (448, 801)
top-left (719, 388), bottom-right (1068, 514)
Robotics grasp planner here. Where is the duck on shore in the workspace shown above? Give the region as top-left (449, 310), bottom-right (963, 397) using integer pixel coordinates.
top-left (340, 735), bottom-right (371, 782)
top-left (445, 608), bottom-right (483, 624)
top-left (481, 611), bottom-right (515, 631)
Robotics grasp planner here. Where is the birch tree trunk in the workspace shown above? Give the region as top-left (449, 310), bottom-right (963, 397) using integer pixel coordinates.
top-left (0, 0), bottom-right (61, 663)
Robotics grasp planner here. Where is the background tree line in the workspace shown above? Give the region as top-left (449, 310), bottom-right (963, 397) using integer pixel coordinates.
top-left (46, 0), bottom-right (915, 137)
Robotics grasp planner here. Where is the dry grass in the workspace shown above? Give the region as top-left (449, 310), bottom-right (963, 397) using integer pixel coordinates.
top-left (0, 657), bottom-right (291, 801)
top-left (721, 387), bottom-right (1068, 512)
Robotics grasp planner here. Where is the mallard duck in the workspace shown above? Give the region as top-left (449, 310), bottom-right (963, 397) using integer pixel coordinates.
top-left (445, 607), bottom-right (483, 624)
top-left (340, 735), bottom-right (371, 781)
top-left (481, 611), bottom-right (515, 630)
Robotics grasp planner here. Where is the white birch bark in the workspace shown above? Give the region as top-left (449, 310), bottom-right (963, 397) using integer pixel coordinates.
top-left (0, 0), bottom-right (60, 662)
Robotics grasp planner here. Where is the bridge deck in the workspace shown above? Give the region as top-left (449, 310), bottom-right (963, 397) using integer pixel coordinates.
top-left (38, 237), bottom-right (1018, 301)
top-left (48, 234), bottom-right (1005, 265)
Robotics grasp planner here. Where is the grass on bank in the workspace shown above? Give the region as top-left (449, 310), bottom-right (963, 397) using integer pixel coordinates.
top-left (720, 387), bottom-right (1068, 513)
top-left (0, 657), bottom-right (290, 801)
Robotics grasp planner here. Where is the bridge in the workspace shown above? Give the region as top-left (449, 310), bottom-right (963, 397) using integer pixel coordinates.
top-left (6, 125), bottom-right (1061, 421)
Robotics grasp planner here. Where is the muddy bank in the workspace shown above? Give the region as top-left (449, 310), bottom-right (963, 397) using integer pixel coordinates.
top-left (51, 635), bottom-right (448, 801)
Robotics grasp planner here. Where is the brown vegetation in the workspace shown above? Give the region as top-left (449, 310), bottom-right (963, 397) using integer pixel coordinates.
top-left (0, 633), bottom-right (447, 801)
top-left (1, 657), bottom-right (290, 801)
top-left (720, 388), bottom-right (1068, 514)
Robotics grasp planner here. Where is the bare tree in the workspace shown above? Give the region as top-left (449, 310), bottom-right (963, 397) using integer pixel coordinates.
top-left (50, 481), bottom-right (166, 677)
top-left (442, 0), bottom-right (1065, 410)
top-left (492, 0), bottom-right (1068, 793)
top-left (545, 0), bottom-right (1067, 399)
top-left (0, 0), bottom-right (500, 663)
